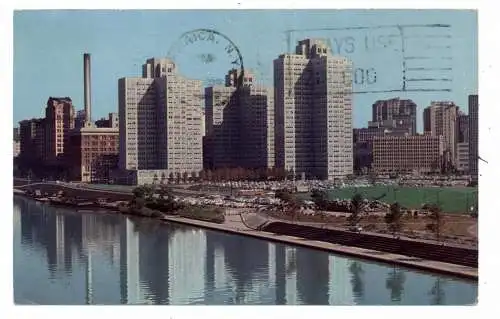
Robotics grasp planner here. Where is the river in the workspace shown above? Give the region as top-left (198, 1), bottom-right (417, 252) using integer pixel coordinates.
top-left (13, 196), bottom-right (477, 305)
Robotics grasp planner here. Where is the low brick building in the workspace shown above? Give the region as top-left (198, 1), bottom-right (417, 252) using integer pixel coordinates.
top-left (67, 126), bottom-right (119, 182)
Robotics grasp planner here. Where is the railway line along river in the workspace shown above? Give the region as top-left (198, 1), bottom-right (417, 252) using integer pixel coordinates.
top-left (13, 196), bottom-right (477, 305)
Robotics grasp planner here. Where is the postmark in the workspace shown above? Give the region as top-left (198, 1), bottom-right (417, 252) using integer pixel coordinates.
top-left (284, 24), bottom-right (453, 95)
top-left (167, 28), bottom-right (245, 96)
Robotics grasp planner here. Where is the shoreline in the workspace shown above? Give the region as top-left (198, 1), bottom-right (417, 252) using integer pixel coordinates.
top-left (13, 191), bottom-right (478, 281)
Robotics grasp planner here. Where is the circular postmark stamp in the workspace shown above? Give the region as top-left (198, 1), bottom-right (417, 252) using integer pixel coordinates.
top-left (167, 29), bottom-right (245, 92)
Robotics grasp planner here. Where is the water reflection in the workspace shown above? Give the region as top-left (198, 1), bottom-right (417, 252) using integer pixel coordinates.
top-left (13, 196), bottom-right (478, 305)
top-left (386, 266), bottom-right (406, 302)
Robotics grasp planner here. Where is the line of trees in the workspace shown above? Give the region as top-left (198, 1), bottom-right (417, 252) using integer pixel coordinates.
top-left (310, 188), bottom-right (448, 242)
top-left (151, 167), bottom-right (301, 185)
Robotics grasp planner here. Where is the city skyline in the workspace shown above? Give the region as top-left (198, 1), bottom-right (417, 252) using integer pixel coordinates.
top-left (13, 10), bottom-right (477, 131)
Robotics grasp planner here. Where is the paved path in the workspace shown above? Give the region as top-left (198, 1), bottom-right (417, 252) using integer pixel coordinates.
top-left (467, 224), bottom-right (478, 237)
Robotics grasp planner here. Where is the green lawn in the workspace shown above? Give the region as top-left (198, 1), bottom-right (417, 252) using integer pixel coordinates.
top-left (306, 186), bottom-right (478, 213)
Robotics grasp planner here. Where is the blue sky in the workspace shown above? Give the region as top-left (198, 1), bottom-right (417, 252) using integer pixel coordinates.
top-left (13, 10), bottom-right (477, 130)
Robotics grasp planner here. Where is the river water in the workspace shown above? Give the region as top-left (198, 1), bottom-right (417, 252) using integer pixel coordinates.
top-left (13, 196), bottom-right (477, 305)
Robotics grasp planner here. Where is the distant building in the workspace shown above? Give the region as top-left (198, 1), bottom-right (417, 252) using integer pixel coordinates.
top-left (13, 127), bottom-right (19, 141)
top-left (118, 57), bottom-right (203, 184)
top-left (456, 142), bottom-right (469, 173)
top-left (372, 98), bottom-right (417, 135)
top-left (13, 141), bottom-right (20, 158)
top-left (468, 94), bottom-right (479, 183)
top-left (19, 118), bottom-right (46, 161)
top-left (423, 101), bottom-right (459, 169)
top-left (372, 135), bottom-right (444, 174)
top-left (13, 127), bottom-right (20, 157)
top-left (353, 123), bottom-right (409, 173)
top-left (458, 111), bottom-right (469, 143)
top-left (44, 97), bottom-right (75, 164)
top-left (95, 113), bottom-right (119, 129)
top-left (74, 110), bottom-right (87, 129)
top-left (274, 38), bottom-right (353, 180)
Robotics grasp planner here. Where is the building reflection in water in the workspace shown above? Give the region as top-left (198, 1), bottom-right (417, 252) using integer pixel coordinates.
top-left (14, 196), bottom-right (477, 305)
top-left (386, 266), bottom-right (406, 303)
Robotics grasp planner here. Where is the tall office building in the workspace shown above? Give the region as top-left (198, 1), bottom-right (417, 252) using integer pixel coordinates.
top-left (44, 97), bottom-right (75, 164)
top-left (468, 94), bottom-right (478, 182)
top-left (204, 69), bottom-right (274, 169)
top-left (458, 111), bottom-right (469, 143)
top-left (423, 101), bottom-right (459, 168)
top-left (118, 57), bottom-right (203, 184)
top-left (19, 118), bottom-right (46, 162)
top-left (274, 38), bottom-right (353, 180)
top-left (372, 98), bottom-right (417, 135)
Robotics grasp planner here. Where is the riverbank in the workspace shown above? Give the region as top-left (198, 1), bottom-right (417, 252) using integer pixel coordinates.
top-left (159, 213), bottom-right (477, 281)
top-left (14, 191), bottom-right (478, 281)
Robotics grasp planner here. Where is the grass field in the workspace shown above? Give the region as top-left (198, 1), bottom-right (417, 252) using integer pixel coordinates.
top-left (303, 186), bottom-right (478, 213)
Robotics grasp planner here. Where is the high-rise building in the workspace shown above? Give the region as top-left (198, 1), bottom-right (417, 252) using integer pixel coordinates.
top-left (372, 98), bottom-right (417, 135)
top-left (95, 113), bottom-right (119, 129)
top-left (19, 118), bottom-right (46, 161)
top-left (74, 110), bottom-right (87, 129)
top-left (204, 69), bottom-right (275, 170)
top-left (372, 135), bottom-right (444, 174)
top-left (423, 101), bottom-right (459, 168)
top-left (205, 85), bottom-right (239, 168)
top-left (458, 111), bottom-right (469, 143)
top-left (274, 38), bottom-right (353, 180)
top-left (44, 97), bottom-right (75, 163)
top-left (468, 94), bottom-right (478, 183)
top-left (118, 57), bottom-right (203, 184)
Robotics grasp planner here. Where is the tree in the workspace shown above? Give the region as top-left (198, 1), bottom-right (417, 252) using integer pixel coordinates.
top-left (427, 203), bottom-right (445, 242)
top-left (168, 172), bottom-right (174, 184)
top-left (182, 171), bottom-right (189, 183)
top-left (275, 188), bottom-right (293, 203)
top-left (311, 189), bottom-right (328, 210)
top-left (133, 186), bottom-right (146, 199)
top-left (368, 171), bottom-right (377, 185)
top-left (348, 193), bottom-right (365, 227)
top-left (152, 173), bottom-right (158, 185)
top-left (384, 202), bottom-right (404, 237)
top-left (175, 172), bottom-right (181, 184)
top-left (191, 171), bottom-right (197, 182)
top-left (160, 172), bottom-right (166, 185)
top-left (206, 169), bottom-right (213, 182)
top-left (199, 170), bottom-right (206, 181)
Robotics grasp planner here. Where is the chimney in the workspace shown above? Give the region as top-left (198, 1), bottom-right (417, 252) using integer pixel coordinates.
top-left (84, 53), bottom-right (91, 124)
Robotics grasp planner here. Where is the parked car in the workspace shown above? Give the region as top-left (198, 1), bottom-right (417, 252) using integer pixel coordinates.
top-left (348, 226), bottom-right (363, 233)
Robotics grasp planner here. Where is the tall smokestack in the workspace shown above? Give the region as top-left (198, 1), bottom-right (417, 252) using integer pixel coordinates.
top-left (84, 53), bottom-right (91, 124)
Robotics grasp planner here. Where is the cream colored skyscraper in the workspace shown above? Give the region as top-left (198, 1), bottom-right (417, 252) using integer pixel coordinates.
top-left (118, 58), bottom-right (203, 182)
top-left (274, 39), bottom-right (353, 180)
top-left (205, 69), bottom-right (275, 169)
top-left (423, 101), bottom-right (459, 168)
